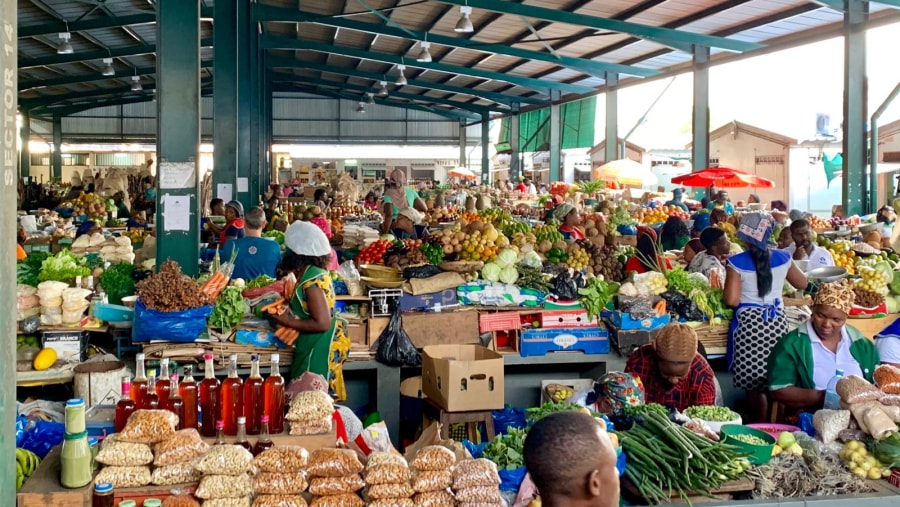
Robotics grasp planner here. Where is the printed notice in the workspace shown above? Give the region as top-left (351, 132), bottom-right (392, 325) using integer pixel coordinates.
top-left (158, 161), bottom-right (196, 189)
top-left (163, 195), bottom-right (191, 231)
top-left (237, 177), bottom-right (249, 193)
top-left (216, 183), bottom-right (233, 203)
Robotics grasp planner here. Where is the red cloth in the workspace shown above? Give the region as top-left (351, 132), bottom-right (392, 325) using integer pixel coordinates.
top-left (218, 218), bottom-right (245, 245)
top-left (559, 224), bottom-right (585, 240)
top-left (517, 182), bottom-right (527, 192)
top-left (624, 256), bottom-right (672, 274)
top-left (625, 345), bottom-right (716, 412)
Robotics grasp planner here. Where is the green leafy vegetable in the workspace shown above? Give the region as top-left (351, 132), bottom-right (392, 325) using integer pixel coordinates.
top-left (683, 405), bottom-right (738, 422)
top-left (578, 277), bottom-right (620, 321)
top-left (664, 266), bottom-right (706, 295)
top-left (38, 250), bottom-right (91, 282)
top-left (246, 275), bottom-right (276, 289)
top-left (624, 403), bottom-right (668, 417)
top-left (262, 231), bottom-right (285, 245)
top-left (17, 252), bottom-right (50, 286)
top-left (482, 428), bottom-right (527, 470)
top-left (99, 263), bottom-right (135, 305)
top-left (527, 401), bottom-right (600, 422)
top-left (209, 286), bottom-right (247, 332)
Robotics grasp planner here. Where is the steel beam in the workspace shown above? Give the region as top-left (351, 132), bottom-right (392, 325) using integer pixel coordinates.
top-left (18, 37), bottom-right (213, 69)
top-left (431, 0), bottom-right (761, 53)
top-left (19, 59), bottom-right (214, 91)
top-left (459, 122), bottom-right (467, 170)
top-left (266, 58), bottom-right (540, 106)
top-left (30, 95), bottom-right (157, 117)
top-left (21, 78), bottom-right (212, 109)
top-left (843, 0), bottom-right (868, 215)
top-left (260, 36), bottom-right (593, 95)
top-left (692, 46), bottom-right (710, 191)
top-left (605, 72), bottom-right (618, 164)
top-left (156, 0), bottom-right (201, 275)
top-left (510, 103), bottom-right (520, 183)
top-left (278, 84), bottom-right (479, 121)
top-left (19, 111), bottom-right (31, 178)
top-left (51, 115), bottom-right (62, 179)
top-left (549, 90), bottom-right (561, 183)
top-left (482, 117), bottom-right (490, 185)
top-left (17, 6), bottom-right (214, 37)
top-left (245, 0), bottom-right (262, 209)
top-left (255, 6), bottom-right (658, 79)
top-left (214, 0), bottom-right (238, 204)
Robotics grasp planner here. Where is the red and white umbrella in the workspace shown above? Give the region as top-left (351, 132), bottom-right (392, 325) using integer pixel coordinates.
top-left (671, 167), bottom-right (774, 188)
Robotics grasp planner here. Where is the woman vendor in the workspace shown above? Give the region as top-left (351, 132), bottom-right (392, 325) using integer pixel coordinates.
top-left (391, 208), bottom-right (429, 240)
top-left (272, 221), bottom-right (350, 400)
top-left (624, 227), bottom-right (672, 274)
top-left (75, 220), bottom-right (101, 239)
top-left (687, 227), bottom-right (730, 286)
top-left (659, 216), bottom-right (689, 251)
top-left (877, 205), bottom-right (896, 247)
top-left (380, 169), bottom-right (427, 234)
top-left (113, 191), bottom-right (131, 219)
top-left (767, 281), bottom-right (879, 412)
top-left (682, 238), bottom-right (704, 265)
top-left (554, 204), bottom-right (585, 241)
top-left (219, 200), bottom-right (246, 246)
top-left (589, 372), bottom-right (644, 414)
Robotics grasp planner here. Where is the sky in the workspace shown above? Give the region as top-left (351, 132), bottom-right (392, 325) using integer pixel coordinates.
top-left (596, 20), bottom-right (900, 151)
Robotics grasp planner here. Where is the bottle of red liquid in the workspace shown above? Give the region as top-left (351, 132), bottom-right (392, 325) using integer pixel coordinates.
top-left (263, 353), bottom-right (285, 434)
top-left (115, 376), bottom-right (136, 432)
top-left (235, 417), bottom-right (251, 452)
top-left (131, 353), bottom-right (148, 408)
top-left (166, 374), bottom-right (184, 430)
top-left (143, 376), bottom-right (160, 409)
top-left (179, 365), bottom-right (199, 430)
top-left (156, 358), bottom-right (172, 407)
top-left (252, 415), bottom-right (274, 456)
top-left (220, 354), bottom-right (243, 436)
top-left (199, 353), bottom-right (220, 437)
top-left (243, 354), bottom-right (263, 435)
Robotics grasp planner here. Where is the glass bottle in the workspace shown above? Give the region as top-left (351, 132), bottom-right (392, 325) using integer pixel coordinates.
top-left (61, 399), bottom-right (92, 488)
top-left (252, 415), bottom-right (274, 456)
top-left (214, 420), bottom-right (227, 445)
top-left (199, 353), bottom-right (221, 437)
top-left (115, 376), bottom-right (136, 433)
top-left (156, 358), bottom-right (172, 407)
top-left (220, 354), bottom-right (243, 436)
top-left (179, 365), bottom-right (199, 430)
top-left (263, 353), bottom-right (285, 434)
top-left (92, 482), bottom-right (114, 507)
top-left (235, 417), bottom-right (251, 451)
top-left (143, 375), bottom-right (159, 409)
top-left (131, 353), bottom-right (148, 408)
top-left (166, 374), bottom-right (184, 430)
top-left (243, 354), bottom-right (264, 435)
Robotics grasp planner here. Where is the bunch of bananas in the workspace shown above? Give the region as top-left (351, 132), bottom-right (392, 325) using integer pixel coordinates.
top-left (534, 225), bottom-right (564, 244)
top-left (124, 230), bottom-right (145, 245)
top-left (509, 231), bottom-right (537, 248)
top-left (503, 221), bottom-right (531, 237)
top-left (16, 448), bottom-right (40, 490)
top-left (478, 208), bottom-right (514, 228)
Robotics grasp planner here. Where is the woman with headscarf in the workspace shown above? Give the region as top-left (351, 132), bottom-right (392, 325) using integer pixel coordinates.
top-left (554, 204), bottom-right (584, 241)
top-left (272, 221), bottom-right (351, 400)
top-left (768, 281), bottom-right (879, 412)
top-left (624, 226), bottom-right (673, 274)
top-left (380, 169), bottom-right (427, 234)
top-left (589, 372), bottom-right (644, 415)
top-left (113, 191), bottom-right (131, 219)
top-left (724, 212), bottom-right (807, 421)
top-left (659, 216), bottom-right (689, 251)
top-left (219, 200), bottom-right (246, 246)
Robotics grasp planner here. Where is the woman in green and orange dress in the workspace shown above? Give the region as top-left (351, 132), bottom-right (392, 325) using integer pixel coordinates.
top-left (271, 221), bottom-right (350, 400)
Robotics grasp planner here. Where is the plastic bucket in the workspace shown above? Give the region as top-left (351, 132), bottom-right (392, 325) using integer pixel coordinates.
top-left (74, 361), bottom-right (127, 408)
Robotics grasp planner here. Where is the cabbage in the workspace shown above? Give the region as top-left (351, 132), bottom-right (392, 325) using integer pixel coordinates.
top-left (888, 296), bottom-right (900, 314)
top-left (500, 266), bottom-right (519, 285)
top-left (380, 234), bottom-right (396, 242)
top-left (482, 262), bottom-right (502, 282)
top-left (521, 251), bottom-right (542, 269)
top-left (495, 248), bottom-right (518, 269)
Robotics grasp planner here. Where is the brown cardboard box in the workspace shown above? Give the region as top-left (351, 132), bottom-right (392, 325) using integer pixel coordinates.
top-left (367, 310), bottom-right (480, 348)
top-left (421, 344), bottom-right (505, 411)
top-left (346, 323), bottom-right (367, 345)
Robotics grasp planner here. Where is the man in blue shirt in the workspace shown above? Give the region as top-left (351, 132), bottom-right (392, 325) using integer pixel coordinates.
top-left (224, 207), bottom-right (282, 281)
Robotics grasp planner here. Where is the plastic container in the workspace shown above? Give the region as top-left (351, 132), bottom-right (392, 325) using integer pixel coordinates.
top-left (92, 303), bottom-right (134, 322)
top-left (720, 424), bottom-right (775, 465)
top-left (745, 423), bottom-right (802, 439)
top-left (824, 369), bottom-right (844, 410)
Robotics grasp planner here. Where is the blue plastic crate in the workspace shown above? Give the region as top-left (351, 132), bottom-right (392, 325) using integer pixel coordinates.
top-left (608, 311), bottom-right (670, 331)
top-left (519, 326), bottom-right (610, 357)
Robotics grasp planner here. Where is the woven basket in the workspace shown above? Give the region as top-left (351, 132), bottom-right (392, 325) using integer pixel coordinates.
top-left (693, 322), bottom-right (729, 348)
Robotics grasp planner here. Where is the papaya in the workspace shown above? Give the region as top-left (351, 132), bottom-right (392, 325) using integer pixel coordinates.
top-left (33, 348), bottom-right (57, 371)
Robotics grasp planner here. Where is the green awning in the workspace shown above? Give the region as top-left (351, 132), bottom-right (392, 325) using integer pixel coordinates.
top-left (498, 97), bottom-right (596, 153)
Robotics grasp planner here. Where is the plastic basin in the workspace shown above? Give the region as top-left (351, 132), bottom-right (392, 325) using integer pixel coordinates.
top-left (92, 303), bottom-right (134, 322)
top-left (721, 424), bottom-right (775, 465)
top-left (745, 423), bottom-right (801, 439)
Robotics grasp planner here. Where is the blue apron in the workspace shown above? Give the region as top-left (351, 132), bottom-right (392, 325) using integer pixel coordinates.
top-left (728, 299), bottom-right (782, 372)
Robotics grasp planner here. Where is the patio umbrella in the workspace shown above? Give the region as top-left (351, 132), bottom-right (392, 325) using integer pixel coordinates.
top-left (594, 159), bottom-right (658, 187)
top-left (670, 167), bottom-right (774, 188)
top-left (448, 167), bottom-right (476, 180)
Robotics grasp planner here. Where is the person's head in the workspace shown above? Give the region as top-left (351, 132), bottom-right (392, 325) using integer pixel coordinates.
top-left (748, 193), bottom-right (760, 204)
top-left (225, 200), bottom-right (244, 221)
top-left (777, 227), bottom-right (794, 249)
top-left (789, 218), bottom-right (812, 251)
top-left (210, 198), bottom-right (225, 216)
top-left (660, 216), bottom-right (688, 242)
top-left (878, 205), bottom-right (896, 224)
top-left (553, 204), bottom-right (580, 226)
top-left (715, 190), bottom-right (728, 204)
top-left (672, 188), bottom-right (684, 201)
top-left (281, 220), bottom-right (332, 275)
top-left (388, 168), bottom-right (408, 189)
top-left (524, 178), bottom-right (531, 186)
top-left (395, 208), bottom-right (424, 233)
top-left (683, 238), bottom-right (704, 264)
top-left (699, 227), bottom-right (729, 257)
top-left (771, 200), bottom-right (788, 213)
top-left (738, 212), bottom-right (776, 297)
top-left (314, 188), bottom-right (327, 203)
top-left (709, 208), bottom-right (727, 227)
top-left (811, 281), bottom-right (854, 341)
top-left (267, 195), bottom-right (279, 209)
top-left (653, 323), bottom-right (700, 385)
top-left (524, 411), bottom-right (619, 507)
top-left (113, 191), bottom-right (125, 203)
top-left (17, 224), bottom-right (26, 245)
top-left (593, 372), bottom-right (644, 415)
top-left (245, 207), bottom-right (266, 233)
top-left (832, 204), bottom-right (844, 219)
top-left (365, 191), bottom-right (377, 203)
top-left (272, 184), bottom-right (282, 195)
top-left (635, 227), bottom-right (659, 270)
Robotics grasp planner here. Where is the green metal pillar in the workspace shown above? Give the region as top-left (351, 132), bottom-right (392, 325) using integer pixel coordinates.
top-left (509, 103), bottom-right (520, 184)
top-left (481, 116), bottom-right (490, 185)
top-left (549, 90), bottom-right (562, 183)
top-left (247, 14), bottom-right (262, 208)
top-left (842, 0), bottom-right (868, 216)
top-left (236, 0), bottom-right (252, 209)
top-left (0, 4), bottom-right (19, 503)
top-left (692, 46), bottom-right (711, 191)
top-left (51, 115), bottom-right (62, 180)
top-left (263, 76), bottom-right (273, 194)
top-left (155, 0), bottom-right (201, 275)
top-left (19, 111), bottom-right (30, 178)
top-left (213, 0), bottom-right (237, 205)
top-left (605, 72), bottom-right (618, 163)
top-left (459, 121), bottom-right (467, 171)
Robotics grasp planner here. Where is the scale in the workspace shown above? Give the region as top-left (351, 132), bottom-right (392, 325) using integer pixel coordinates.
top-left (368, 289), bottom-right (402, 316)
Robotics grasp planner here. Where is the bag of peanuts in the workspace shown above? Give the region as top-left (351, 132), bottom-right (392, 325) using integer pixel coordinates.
top-left (412, 491), bottom-right (455, 507)
top-left (366, 482), bottom-right (415, 500)
top-left (454, 486), bottom-right (503, 504)
top-left (366, 452), bottom-right (407, 469)
top-left (452, 459), bottom-right (501, 490)
top-left (117, 410), bottom-right (178, 444)
top-left (410, 445), bottom-right (456, 471)
top-left (836, 375), bottom-right (882, 404)
top-left (94, 465), bottom-right (152, 488)
top-left (366, 463), bottom-right (411, 485)
top-left (290, 416), bottom-right (333, 436)
top-left (201, 498), bottom-right (252, 507)
top-left (875, 364), bottom-right (900, 394)
top-left (153, 428), bottom-right (210, 466)
top-left (368, 500), bottom-right (414, 507)
top-left (195, 445), bottom-right (254, 476)
top-left (252, 446), bottom-right (310, 473)
top-left (95, 441), bottom-right (153, 466)
top-left (252, 471), bottom-right (310, 495)
top-left (286, 390), bottom-right (334, 422)
top-left (307, 448), bottom-right (364, 477)
top-left (309, 494), bottom-right (364, 507)
top-left (309, 475), bottom-right (366, 496)
top-left (412, 470), bottom-right (453, 493)
top-left (252, 496), bottom-right (308, 507)
top-left (195, 473), bottom-right (253, 499)
top-left (151, 459), bottom-right (202, 486)
top-left (161, 495), bottom-right (201, 507)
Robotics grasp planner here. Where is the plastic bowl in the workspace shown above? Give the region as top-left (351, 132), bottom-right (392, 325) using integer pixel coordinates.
top-left (806, 266), bottom-right (848, 283)
top-left (120, 295), bottom-right (139, 308)
top-left (720, 424), bottom-right (776, 465)
top-left (859, 222), bottom-right (880, 235)
top-left (745, 423), bottom-right (801, 439)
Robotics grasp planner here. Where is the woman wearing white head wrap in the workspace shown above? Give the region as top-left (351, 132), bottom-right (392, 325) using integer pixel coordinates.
top-left (273, 221), bottom-right (350, 400)
top-left (380, 168), bottom-right (427, 234)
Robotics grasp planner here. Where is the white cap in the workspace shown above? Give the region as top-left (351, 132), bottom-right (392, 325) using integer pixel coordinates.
top-left (284, 220), bottom-right (331, 256)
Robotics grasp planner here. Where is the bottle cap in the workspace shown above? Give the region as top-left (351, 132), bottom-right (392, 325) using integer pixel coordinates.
top-left (216, 420), bottom-right (224, 429)
top-left (237, 417), bottom-right (246, 423)
top-left (204, 353), bottom-right (213, 361)
top-left (136, 353), bottom-right (145, 360)
top-left (261, 415), bottom-right (270, 423)
top-left (88, 437), bottom-right (99, 446)
top-left (66, 398), bottom-right (85, 408)
top-left (160, 357), bottom-right (169, 365)
top-left (251, 354), bottom-right (259, 361)
top-left (94, 482), bottom-right (113, 493)
top-left (271, 353), bottom-right (280, 362)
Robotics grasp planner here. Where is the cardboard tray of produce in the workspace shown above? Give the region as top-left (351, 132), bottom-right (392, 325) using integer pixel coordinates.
top-left (621, 476), bottom-right (755, 505)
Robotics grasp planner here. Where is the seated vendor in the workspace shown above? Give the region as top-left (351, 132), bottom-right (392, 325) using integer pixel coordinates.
top-left (786, 219), bottom-right (834, 270)
top-left (391, 208), bottom-right (429, 240)
top-left (767, 281), bottom-right (879, 412)
top-left (127, 211), bottom-right (148, 229)
top-left (625, 323), bottom-right (717, 411)
top-left (555, 204), bottom-right (585, 241)
top-left (682, 238), bottom-right (704, 265)
top-left (687, 227), bottom-right (730, 285)
top-left (659, 216), bottom-right (689, 251)
top-left (776, 227), bottom-right (794, 250)
top-left (624, 227), bottom-right (673, 274)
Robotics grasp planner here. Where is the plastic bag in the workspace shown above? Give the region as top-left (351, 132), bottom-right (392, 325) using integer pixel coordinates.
top-left (253, 471), bottom-right (310, 495)
top-left (498, 467), bottom-right (527, 492)
top-left (373, 308), bottom-right (421, 367)
top-left (366, 452), bottom-right (407, 469)
top-left (660, 291), bottom-right (704, 321)
top-left (290, 416), bottom-right (333, 435)
top-left (132, 300), bottom-right (214, 343)
top-left (252, 446), bottom-right (310, 473)
top-left (153, 428), bottom-right (209, 466)
top-left (308, 475), bottom-right (366, 495)
top-left (161, 495), bottom-right (201, 507)
top-left (366, 482), bottom-right (416, 499)
top-left (412, 491), bottom-right (455, 507)
top-left (195, 445), bottom-right (254, 476)
top-left (617, 296), bottom-right (654, 320)
top-left (368, 499), bottom-right (414, 507)
top-left (201, 497), bottom-right (251, 507)
top-left (551, 272), bottom-right (579, 300)
top-left (94, 465), bottom-right (152, 488)
top-left (95, 440), bottom-right (153, 466)
top-left (286, 390), bottom-right (335, 422)
top-left (151, 459), bottom-right (202, 486)
top-left (252, 496), bottom-right (308, 507)
top-left (491, 407), bottom-right (526, 435)
top-left (117, 409), bottom-right (178, 444)
top-left (455, 486), bottom-right (503, 503)
top-left (15, 416), bottom-right (64, 459)
top-left (403, 265), bottom-right (442, 279)
top-left (411, 446), bottom-right (456, 471)
top-left (412, 470), bottom-right (453, 493)
top-left (195, 473), bottom-right (253, 499)
top-left (309, 494), bottom-right (364, 507)
top-left (307, 449), bottom-right (364, 477)
top-left (366, 463), bottom-right (411, 484)
top-left (453, 459), bottom-right (501, 490)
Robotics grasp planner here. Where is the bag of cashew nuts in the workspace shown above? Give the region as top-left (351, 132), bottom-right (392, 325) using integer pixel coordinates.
top-left (195, 445), bottom-right (254, 476)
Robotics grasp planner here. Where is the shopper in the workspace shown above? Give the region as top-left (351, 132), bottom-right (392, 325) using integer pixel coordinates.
top-left (768, 281), bottom-right (879, 412)
top-left (659, 216), bottom-right (689, 251)
top-left (555, 204), bottom-right (585, 241)
top-left (219, 200), bottom-right (246, 246)
top-left (314, 188), bottom-right (331, 211)
top-left (274, 221), bottom-right (350, 400)
top-left (224, 207), bottom-right (281, 281)
top-left (687, 227), bottom-right (730, 285)
top-left (203, 198), bottom-right (226, 244)
top-left (724, 212), bottom-right (807, 422)
top-left (665, 188), bottom-right (689, 212)
top-left (363, 191), bottom-right (379, 211)
top-left (706, 191), bottom-right (735, 215)
top-left (526, 179), bottom-right (537, 195)
top-left (523, 411), bottom-right (620, 507)
top-left (113, 191), bottom-right (131, 219)
top-left (787, 219), bottom-right (834, 270)
top-left (380, 169), bottom-right (427, 234)
top-left (625, 323), bottom-right (717, 411)
top-left (309, 208), bottom-right (340, 270)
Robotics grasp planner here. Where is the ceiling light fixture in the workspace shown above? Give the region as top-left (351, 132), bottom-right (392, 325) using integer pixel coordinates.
top-left (366, 93), bottom-right (375, 105)
top-left (416, 41), bottom-right (432, 63)
top-left (57, 31), bottom-right (74, 54)
top-left (378, 81), bottom-right (389, 97)
top-left (454, 5), bottom-right (474, 33)
top-left (356, 102), bottom-right (366, 114)
top-left (395, 65), bottom-right (407, 86)
top-left (101, 58), bottom-right (115, 76)
top-left (130, 75), bottom-right (142, 92)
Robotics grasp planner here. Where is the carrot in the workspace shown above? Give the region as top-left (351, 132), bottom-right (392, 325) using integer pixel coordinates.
top-left (259, 299), bottom-right (284, 313)
top-left (654, 300), bottom-right (667, 317)
top-left (201, 272), bottom-right (227, 295)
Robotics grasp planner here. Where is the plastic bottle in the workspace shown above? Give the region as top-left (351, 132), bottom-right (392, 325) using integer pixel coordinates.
top-left (156, 358), bottom-right (172, 407)
top-left (263, 354), bottom-right (285, 434)
top-left (253, 415), bottom-right (274, 456)
top-left (243, 354), bottom-right (264, 435)
top-left (143, 375), bottom-right (160, 409)
top-left (131, 353), bottom-right (148, 408)
top-left (114, 377), bottom-right (135, 432)
top-left (824, 369), bottom-right (844, 410)
top-left (199, 353), bottom-right (221, 437)
top-left (214, 420), bottom-right (227, 446)
top-left (166, 374), bottom-right (184, 430)
top-left (235, 417), bottom-right (251, 451)
top-left (92, 482), bottom-right (114, 507)
top-left (179, 365), bottom-right (199, 430)
top-left (220, 354), bottom-right (243, 436)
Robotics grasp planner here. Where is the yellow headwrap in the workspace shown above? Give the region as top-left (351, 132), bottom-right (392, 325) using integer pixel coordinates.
top-left (653, 323), bottom-right (698, 363)
top-left (815, 280), bottom-right (855, 315)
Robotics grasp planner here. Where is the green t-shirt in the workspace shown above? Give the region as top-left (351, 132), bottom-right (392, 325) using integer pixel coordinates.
top-left (382, 188), bottom-right (420, 219)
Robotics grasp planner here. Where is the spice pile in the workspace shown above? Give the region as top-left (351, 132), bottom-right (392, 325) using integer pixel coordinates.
top-left (137, 260), bottom-right (209, 311)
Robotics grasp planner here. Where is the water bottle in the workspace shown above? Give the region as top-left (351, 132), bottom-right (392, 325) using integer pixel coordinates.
top-left (824, 369), bottom-right (844, 410)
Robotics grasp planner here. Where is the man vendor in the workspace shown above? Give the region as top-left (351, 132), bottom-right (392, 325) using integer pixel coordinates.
top-left (768, 281), bottom-right (879, 412)
top-left (787, 218), bottom-right (834, 270)
top-left (624, 323), bottom-right (717, 411)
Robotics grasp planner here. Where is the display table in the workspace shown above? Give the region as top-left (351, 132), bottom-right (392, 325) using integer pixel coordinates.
top-left (16, 368), bottom-right (75, 387)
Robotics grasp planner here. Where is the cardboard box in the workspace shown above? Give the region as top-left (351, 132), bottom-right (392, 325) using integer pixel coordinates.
top-left (41, 330), bottom-right (84, 361)
top-left (367, 310), bottom-right (480, 348)
top-left (422, 344), bottom-right (505, 411)
top-left (523, 310), bottom-right (598, 329)
top-left (399, 289), bottom-right (460, 312)
top-left (347, 323), bottom-right (367, 345)
top-left (520, 326), bottom-right (610, 357)
top-left (540, 378), bottom-right (596, 404)
top-left (609, 327), bottom-right (660, 357)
